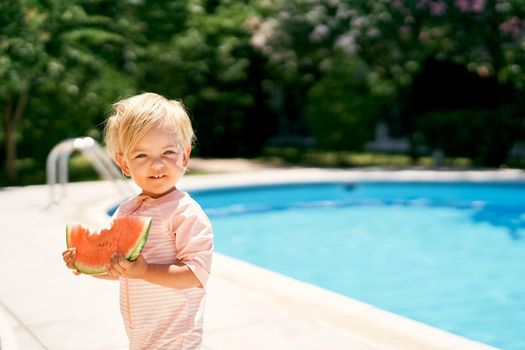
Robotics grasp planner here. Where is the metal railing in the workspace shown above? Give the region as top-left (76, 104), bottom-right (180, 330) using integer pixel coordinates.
top-left (46, 137), bottom-right (134, 205)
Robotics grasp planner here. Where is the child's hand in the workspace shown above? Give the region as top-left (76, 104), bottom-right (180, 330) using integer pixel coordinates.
top-left (106, 253), bottom-right (148, 279)
top-left (62, 248), bottom-right (81, 275)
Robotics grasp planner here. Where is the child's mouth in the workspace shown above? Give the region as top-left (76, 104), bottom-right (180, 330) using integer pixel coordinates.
top-left (150, 174), bottom-right (166, 179)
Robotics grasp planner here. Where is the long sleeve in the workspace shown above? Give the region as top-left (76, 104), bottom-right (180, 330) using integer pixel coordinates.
top-left (170, 200), bottom-right (213, 287)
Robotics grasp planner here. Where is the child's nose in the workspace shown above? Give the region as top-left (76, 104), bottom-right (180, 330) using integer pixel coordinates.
top-left (150, 158), bottom-right (165, 170)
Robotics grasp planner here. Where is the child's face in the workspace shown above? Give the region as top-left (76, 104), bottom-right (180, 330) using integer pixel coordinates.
top-left (116, 127), bottom-right (189, 198)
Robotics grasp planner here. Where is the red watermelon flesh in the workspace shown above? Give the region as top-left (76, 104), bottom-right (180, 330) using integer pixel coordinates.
top-left (66, 216), bottom-right (151, 274)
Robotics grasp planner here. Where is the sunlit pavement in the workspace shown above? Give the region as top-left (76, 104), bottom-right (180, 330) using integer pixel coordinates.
top-left (1, 163), bottom-right (518, 349)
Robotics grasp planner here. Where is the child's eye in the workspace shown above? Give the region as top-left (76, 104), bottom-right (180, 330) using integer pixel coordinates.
top-left (164, 150), bottom-right (177, 155)
top-left (135, 153), bottom-right (147, 159)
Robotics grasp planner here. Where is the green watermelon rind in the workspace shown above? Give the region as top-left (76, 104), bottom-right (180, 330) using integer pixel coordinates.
top-left (74, 259), bottom-right (106, 275)
top-left (66, 217), bottom-right (152, 275)
top-left (126, 218), bottom-right (151, 262)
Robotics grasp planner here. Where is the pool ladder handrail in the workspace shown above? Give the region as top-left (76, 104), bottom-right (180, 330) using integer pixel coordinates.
top-left (46, 137), bottom-right (135, 205)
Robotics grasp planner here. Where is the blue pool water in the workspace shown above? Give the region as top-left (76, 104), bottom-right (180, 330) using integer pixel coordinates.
top-left (191, 182), bottom-right (525, 350)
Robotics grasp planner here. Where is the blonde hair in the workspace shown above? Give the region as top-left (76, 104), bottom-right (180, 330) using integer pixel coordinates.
top-left (104, 92), bottom-right (195, 159)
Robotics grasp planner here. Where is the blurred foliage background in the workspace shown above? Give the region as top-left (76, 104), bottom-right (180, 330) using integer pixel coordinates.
top-left (1, 0), bottom-right (525, 185)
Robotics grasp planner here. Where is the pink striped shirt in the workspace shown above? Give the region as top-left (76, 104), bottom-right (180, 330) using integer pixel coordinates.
top-left (115, 189), bottom-right (213, 349)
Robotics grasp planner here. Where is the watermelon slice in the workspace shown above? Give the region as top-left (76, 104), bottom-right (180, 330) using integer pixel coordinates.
top-left (66, 216), bottom-right (152, 274)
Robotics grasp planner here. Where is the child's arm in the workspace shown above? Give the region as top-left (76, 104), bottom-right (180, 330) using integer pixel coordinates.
top-left (106, 254), bottom-right (201, 288)
top-left (107, 204), bottom-right (213, 288)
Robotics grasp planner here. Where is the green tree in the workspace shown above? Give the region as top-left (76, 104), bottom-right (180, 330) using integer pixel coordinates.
top-left (254, 0), bottom-right (525, 165)
top-left (0, 0), bottom-right (46, 183)
top-left (0, 0), bottom-right (138, 184)
top-left (305, 55), bottom-right (385, 150)
top-left (136, 0), bottom-right (277, 156)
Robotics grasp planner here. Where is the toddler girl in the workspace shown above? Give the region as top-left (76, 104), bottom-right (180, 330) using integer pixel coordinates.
top-left (63, 92), bottom-right (213, 349)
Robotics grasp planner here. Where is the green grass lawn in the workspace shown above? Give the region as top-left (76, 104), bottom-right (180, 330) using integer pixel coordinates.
top-left (260, 147), bottom-right (474, 168)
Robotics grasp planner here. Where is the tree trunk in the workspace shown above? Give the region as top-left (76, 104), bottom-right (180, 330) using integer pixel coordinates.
top-left (5, 123), bottom-right (16, 183)
top-left (3, 92), bottom-right (28, 184)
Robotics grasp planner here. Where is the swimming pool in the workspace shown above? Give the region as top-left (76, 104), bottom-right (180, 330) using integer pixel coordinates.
top-left (191, 181), bottom-right (525, 350)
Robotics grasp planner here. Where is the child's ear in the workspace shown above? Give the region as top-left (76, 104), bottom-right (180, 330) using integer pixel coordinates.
top-left (115, 153), bottom-right (131, 177)
top-left (182, 147), bottom-right (191, 168)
